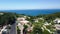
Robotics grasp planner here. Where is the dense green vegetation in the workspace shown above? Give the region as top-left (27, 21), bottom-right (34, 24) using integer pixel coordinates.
top-left (0, 12), bottom-right (16, 26)
top-left (41, 12), bottom-right (60, 20)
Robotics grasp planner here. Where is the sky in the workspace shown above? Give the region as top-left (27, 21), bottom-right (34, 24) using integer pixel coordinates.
top-left (0, 0), bottom-right (60, 10)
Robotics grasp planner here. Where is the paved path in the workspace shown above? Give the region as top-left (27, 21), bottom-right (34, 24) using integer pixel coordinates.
top-left (9, 23), bottom-right (17, 34)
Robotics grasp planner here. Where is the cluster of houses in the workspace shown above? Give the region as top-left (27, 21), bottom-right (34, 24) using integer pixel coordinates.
top-left (16, 15), bottom-right (60, 34)
top-left (16, 17), bottom-right (59, 34)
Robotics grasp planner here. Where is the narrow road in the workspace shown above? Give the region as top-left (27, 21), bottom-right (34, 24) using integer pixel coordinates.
top-left (9, 23), bottom-right (17, 34)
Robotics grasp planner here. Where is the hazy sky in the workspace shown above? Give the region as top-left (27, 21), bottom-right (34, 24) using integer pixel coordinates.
top-left (0, 0), bottom-right (60, 10)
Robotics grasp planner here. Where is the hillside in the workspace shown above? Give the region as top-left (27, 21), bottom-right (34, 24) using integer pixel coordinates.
top-left (0, 12), bottom-right (60, 34)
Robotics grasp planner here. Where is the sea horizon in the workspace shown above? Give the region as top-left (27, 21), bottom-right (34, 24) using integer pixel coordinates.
top-left (0, 9), bottom-right (60, 16)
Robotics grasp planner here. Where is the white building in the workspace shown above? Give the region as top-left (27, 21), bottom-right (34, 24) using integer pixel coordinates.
top-left (53, 18), bottom-right (60, 34)
top-left (17, 17), bottom-right (29, 25)
top-left (17, 17), bottom-right (32, 34)
top-left (55, 24), bottom-right (60, 30)
top-left (53, 18), bottom-right (60, 24)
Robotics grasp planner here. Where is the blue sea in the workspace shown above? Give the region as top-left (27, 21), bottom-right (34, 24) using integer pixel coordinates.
top-left (0, 9), bottom-right (60, 16)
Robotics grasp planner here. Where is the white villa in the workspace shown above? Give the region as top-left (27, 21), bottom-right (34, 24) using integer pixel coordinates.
top-left (17, 17), bottom-right (33, 34)
top-left (53, 18), bottom-right (60, 24)
top-left (53, 18), bottom-right (60, 34)
top-left (17, 17), bottom-right (29, 25)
